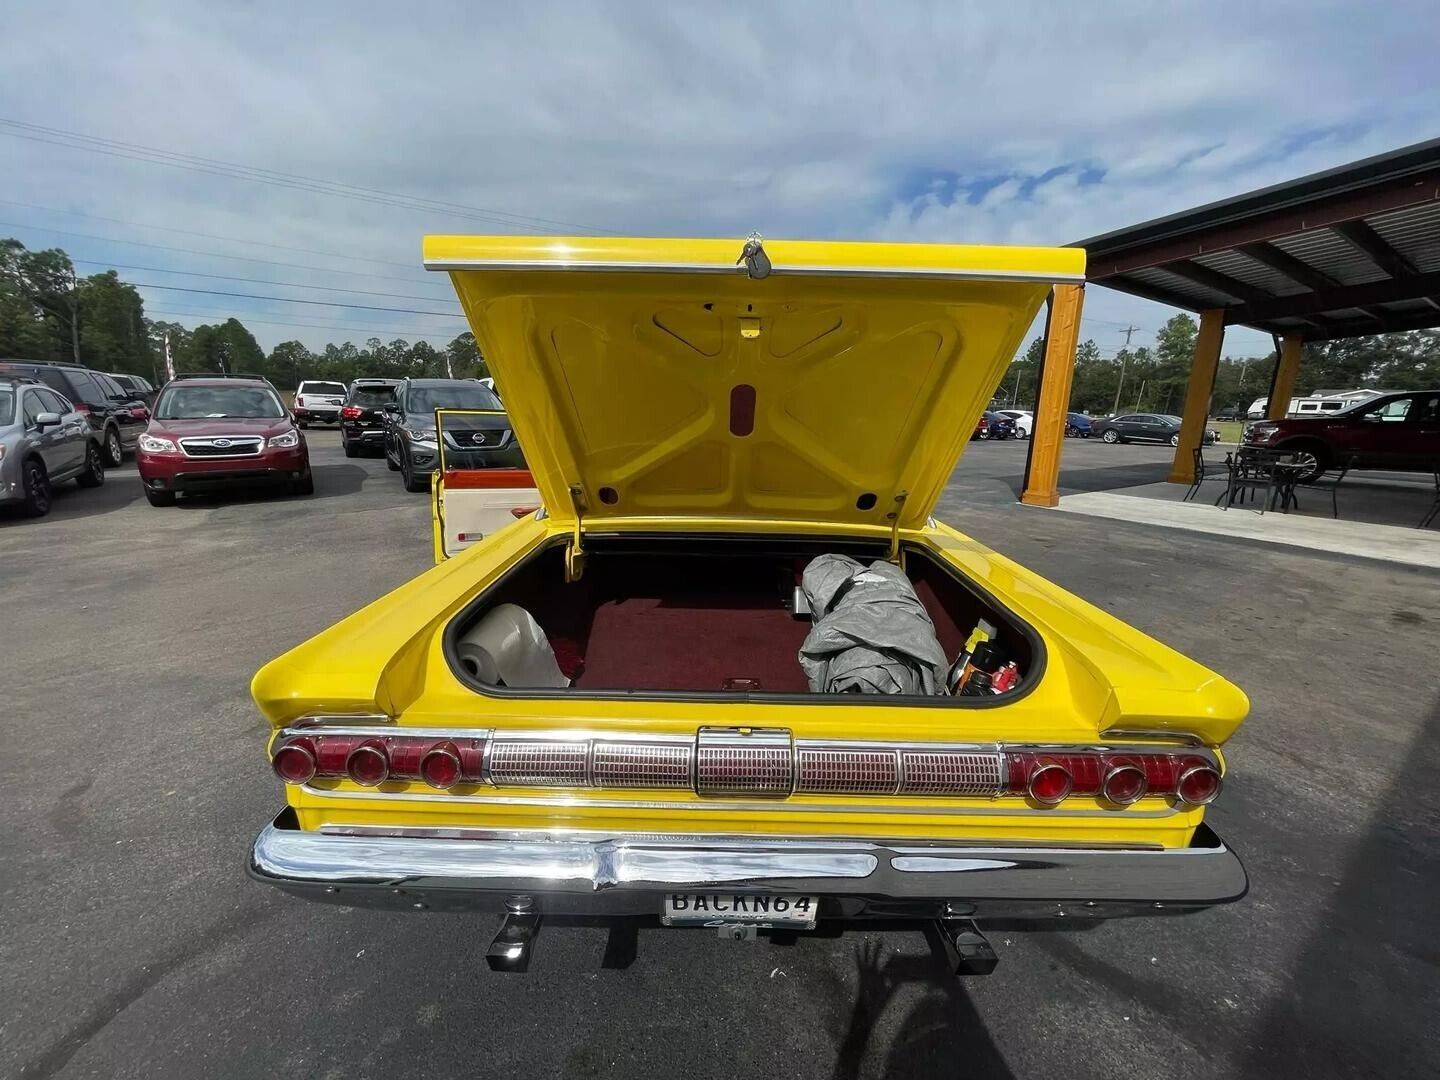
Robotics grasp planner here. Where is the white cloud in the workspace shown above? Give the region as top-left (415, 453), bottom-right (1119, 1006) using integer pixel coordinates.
top-left (0, 0), bottom-right (1434, 353)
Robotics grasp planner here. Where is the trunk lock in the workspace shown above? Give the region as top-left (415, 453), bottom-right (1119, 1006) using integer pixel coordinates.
top-left (736, 233), bottom-right (772, 280)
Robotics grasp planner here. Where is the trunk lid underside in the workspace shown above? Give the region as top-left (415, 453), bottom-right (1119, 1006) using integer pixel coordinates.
top-left (425, 235), bottom-right (1085, 531)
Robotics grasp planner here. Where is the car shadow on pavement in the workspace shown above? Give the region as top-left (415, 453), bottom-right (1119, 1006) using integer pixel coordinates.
top-left (171, 463), bottom-right (369, 509)
top-left (0, 468), bottom-right (143, 527)
top-left (828, 934), bottom-right (1014, 1080)
top-left (1239, 693), bottom-right (1440, 1079)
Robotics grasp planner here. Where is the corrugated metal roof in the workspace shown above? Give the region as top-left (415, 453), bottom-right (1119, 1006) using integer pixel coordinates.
top-left (1080, 139), bottom-right (1440, 338)
top-left (1191, 249), bottom-right (1309, 296)
top-left (1365, 202), bottom-right (1440, 273)
top-left (1124, 266), bottom-right (1235, 308)
top-left (1269, 228), bottom-right (1391, 286)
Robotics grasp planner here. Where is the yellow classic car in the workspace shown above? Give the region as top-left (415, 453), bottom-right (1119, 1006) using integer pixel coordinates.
top-left (248, 234), bottom-right (1248, 974)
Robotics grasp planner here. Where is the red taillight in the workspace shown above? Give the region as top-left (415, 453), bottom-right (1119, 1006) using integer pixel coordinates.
top-left (129, 406), bottom-right (149, 418)
top-left (271, 739), bottom-right (316, 784)
top-left (341, 405), bottom-right (363, 420)
top-left (73, 402), bottom-right (90, 414)
top-left (1177, 762), bottom-right (1222, 805)
top-left (294, 396), bottom-right (305, 406)
top-left (1027, 761), bottom-right (1072, 805)
top-left (345, 741), bottom-right (389, 786)
top-left (1006, 750), bottom-right (1219, 808)
top-left (420, 743), bottom-right (462, 789)
top-left (1101, 763), bottom-right (1148, 806)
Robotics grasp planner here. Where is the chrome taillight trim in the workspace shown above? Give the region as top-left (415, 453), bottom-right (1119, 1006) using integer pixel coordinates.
top-left (272, 723), bottom-right (1220, 805)
top-left (1175, 763), bottom-right (1223, 806)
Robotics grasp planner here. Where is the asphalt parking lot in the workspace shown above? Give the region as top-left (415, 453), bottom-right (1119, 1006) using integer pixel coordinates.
top-left (2, 431), bottom-right (1437, 1080)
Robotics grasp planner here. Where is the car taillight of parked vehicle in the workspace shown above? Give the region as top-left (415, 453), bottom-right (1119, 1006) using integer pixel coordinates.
top-left (73, 402), bottom-right (90, 414)
top-left (341, 406), bottom-right (363, 420)
top-left (129, 406), bottom-right (149, 419)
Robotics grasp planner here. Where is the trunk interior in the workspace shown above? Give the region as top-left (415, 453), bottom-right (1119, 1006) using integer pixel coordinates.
top-left (446, 537), bottom-right (1038, 701)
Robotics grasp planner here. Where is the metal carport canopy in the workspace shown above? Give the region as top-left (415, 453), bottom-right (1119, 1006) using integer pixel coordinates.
top-left (1075, 136), bottom-right (1440, 341)
top-left (1019, 137), bottom-right (1440, 506)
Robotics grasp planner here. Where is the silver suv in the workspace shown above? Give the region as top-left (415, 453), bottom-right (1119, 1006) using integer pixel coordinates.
top-left (0, 375), bottom-right (106, 516)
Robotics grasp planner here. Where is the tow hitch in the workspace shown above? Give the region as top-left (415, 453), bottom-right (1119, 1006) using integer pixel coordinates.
top-left (934, 918), bottom-right (999, 976)
top-left (487, 897), bottom-right (540, 972)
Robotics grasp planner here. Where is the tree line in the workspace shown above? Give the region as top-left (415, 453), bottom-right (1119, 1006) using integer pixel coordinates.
top-left (1, 238), bottom-right (487, 389)
top-left (998, 313), bottom-right (1440, 416)
top-left (6, 238), bottom-right (1437, 408)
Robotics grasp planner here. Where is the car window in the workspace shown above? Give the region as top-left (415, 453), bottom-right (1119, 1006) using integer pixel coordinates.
top-left (0, 389), bottom-right (14, 426)
top-left (1360, 397), bottom-right (1413, 422)
top-left (155, 385), bottom-right (286, 419)
top-left (349, 385), bottom-right (397, 406)
top-left (22, 389), bottom-right (43, 426)
top-left (1114, 414), bottom-right (1138, 423)
top-left (37, 388), bottom-right (72, 414)
top-left (65, 370), bottom-right (110, 406)
top-left (301, 382), bottom-right (348, 396)
top-left (34, 369), bottom-right (71, 396)
top-left (1410, 394), bottom-right (1439, 425)
top-left (96, 373), bottom-right (129, 399)
top-left (407, 384), bottom-right (502, 413)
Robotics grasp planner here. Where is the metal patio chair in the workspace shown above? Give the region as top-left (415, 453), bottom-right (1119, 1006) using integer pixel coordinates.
top-left (1293, 456), bottom-right (1356, 519)
top-left (1420, 466), bottom-right (1440, 529)
top-left (1184, 446), bottom-right (1231, 502)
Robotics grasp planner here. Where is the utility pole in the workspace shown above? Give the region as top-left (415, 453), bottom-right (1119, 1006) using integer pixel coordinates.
top-left (1111, 326), bottom-right (1142, 415)
top-left (163, 331), bottom-right (176, 382)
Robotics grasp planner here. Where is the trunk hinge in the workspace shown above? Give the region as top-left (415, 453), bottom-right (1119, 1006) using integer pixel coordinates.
top-left (565, 484), bottom-right (587, 582)
top-left (886, 491), bottom-right (908, 566)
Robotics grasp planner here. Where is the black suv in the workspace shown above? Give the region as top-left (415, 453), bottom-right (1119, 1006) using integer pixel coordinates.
top-left (382, 377), bottom-right (521, 492)
top-left (0, 360), bottom-right (147, 465)
top-left (340, 378), bottom-right (400, 458)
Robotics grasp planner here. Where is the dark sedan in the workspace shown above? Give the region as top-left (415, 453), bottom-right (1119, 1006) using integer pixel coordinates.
top-left (1066, 412), bottom-right (1093, 437)
top-left (976, 410), bottom-right (1016, 440)
top-left (1093, 413), bottom-right (1219, 446)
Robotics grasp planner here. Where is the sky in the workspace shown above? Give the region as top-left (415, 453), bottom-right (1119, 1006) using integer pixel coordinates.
top-left (0, 0), bottom-right (1436, 358)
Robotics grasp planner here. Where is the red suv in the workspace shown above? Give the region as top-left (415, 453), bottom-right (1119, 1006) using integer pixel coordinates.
top-left (136, 376), bottom-right (313, 506)
top-left (1243, 389), bottom-right (1440, 480)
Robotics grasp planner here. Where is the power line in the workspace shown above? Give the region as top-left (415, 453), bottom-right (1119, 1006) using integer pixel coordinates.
top-left (127, 281), bottom-right (466, 317)
top-left (71, 258), bottom-right (461, 306)
top-left (0, 197), bottom-right (432, 270)
top-left (0, 219), bottom-right (452, 288)
top-left (147, 307), bottom-right (460, 339)
top-left (0, 118), bottom-right (608, 234)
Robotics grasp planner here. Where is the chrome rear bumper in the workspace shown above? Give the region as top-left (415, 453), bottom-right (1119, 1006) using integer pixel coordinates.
top-left (248, 812), bottom-right (1246, 922)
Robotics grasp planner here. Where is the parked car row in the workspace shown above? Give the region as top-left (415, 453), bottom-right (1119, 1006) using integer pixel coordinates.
top-left (0, 360), bottom-right (531, 516)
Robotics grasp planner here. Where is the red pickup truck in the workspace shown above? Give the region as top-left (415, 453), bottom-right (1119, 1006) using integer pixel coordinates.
top-left (1243, 389), bottom-right (1440, 480)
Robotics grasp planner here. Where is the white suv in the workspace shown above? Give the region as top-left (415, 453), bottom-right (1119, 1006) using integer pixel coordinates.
top-left (292, 381), bottom-right (349, 427)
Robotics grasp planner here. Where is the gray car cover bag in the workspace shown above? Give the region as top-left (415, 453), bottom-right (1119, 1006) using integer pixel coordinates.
top-left (797, 554), bottom-right (949, 695)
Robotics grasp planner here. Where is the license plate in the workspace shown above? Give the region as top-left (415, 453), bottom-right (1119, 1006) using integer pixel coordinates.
top-left (661, 894), bottom-right (818, 928)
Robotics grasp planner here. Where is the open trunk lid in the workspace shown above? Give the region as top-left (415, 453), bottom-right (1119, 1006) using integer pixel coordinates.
top-left (425, 235), bottom-right (1084, 530)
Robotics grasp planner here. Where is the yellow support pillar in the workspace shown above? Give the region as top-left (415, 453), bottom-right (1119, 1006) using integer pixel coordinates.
top-left (1267, 335), bottom-right (1304, 419)
top-left (1167, 309), bottom-right (1226, 485)
top-left (1020, 283), bottom-right (1084, 507)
